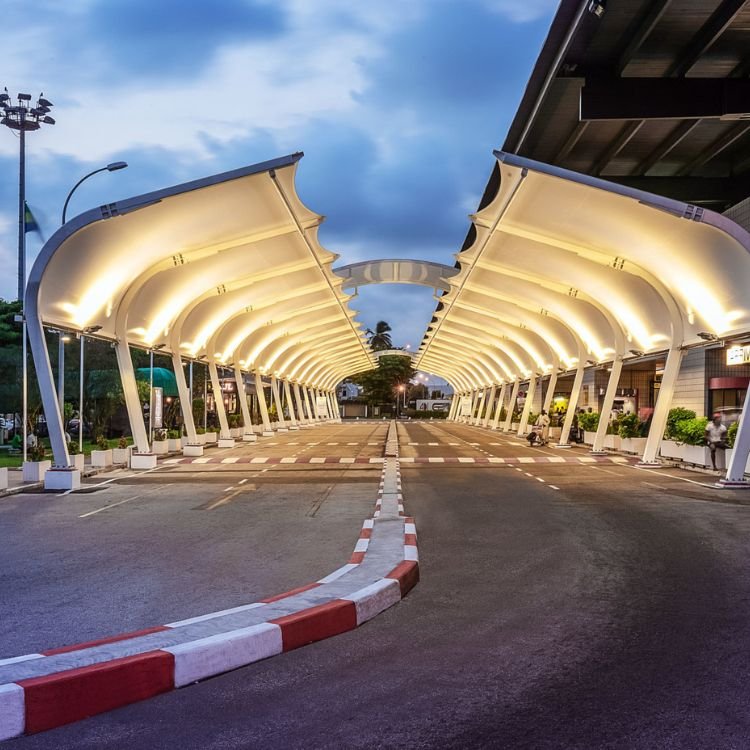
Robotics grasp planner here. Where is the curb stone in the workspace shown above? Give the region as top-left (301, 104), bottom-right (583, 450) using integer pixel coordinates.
top-left (0, 421), bottom-right (417, 741)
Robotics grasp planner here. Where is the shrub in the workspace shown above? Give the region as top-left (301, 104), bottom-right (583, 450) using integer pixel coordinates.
top-left (196, 426), bottom-right (206, 435)
top-left (675, 416), bottom-right (708, 446)
top-left (664, 407), bottom-right (697, 440)
top-left (167, 429), bottom-right (180, 439)
top-left (727, 421), bottom-right (738, 448)
top-left (153, 429), bottom-right (167, 442)
top-left (67, 440), bottom-right (80, 455)
top-left (117, 436), bottom-right (129, 449)
top-left (618, 412), bottom-right (641, 438)
top-left (527, 412), bottom-right (538, 426)
top-left (28, 442), bottom-right (46, 462)
top-left (95, 434), bottom-right (109, 451)
top-left (228, 414), bottom-right (242, 428)
top-left (578, 412), bottom-right (599, 432)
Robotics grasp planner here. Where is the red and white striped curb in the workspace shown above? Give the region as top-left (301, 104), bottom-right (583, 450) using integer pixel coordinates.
top-left (0, 423), bottom-right (417, 741)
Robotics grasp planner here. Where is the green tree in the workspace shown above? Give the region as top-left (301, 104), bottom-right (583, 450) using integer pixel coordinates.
top-left (366, 321), bottom-right (393, 351)
top-left (353, 355), bottom-right (414, 409)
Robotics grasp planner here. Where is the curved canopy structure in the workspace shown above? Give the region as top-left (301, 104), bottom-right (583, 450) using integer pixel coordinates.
top-left (26, 153), bottom-right (374, 467)
top-left (417, 151), bottom-right (750, 466)
top-left (335, 259), bottom-right (458, 292)
top-left (417, 151), bottom-right (750, 388)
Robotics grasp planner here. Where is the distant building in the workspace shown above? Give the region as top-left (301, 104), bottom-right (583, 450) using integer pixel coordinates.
top-left (337, 382), bottom-right (362, 401)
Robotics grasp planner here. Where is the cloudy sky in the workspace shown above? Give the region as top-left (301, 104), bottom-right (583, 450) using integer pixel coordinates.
top-left (2, 0), bottom-right (556, 357)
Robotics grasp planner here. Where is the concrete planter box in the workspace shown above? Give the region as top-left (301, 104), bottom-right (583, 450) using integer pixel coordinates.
top-left (167, 438), bottom-right (182, 452)
top-left (229, 427), bottom-right (243, 438)
top-left (242, 432), bottom-right (257, 442)
top-left (724, 449), bottom-right (747, 474)
top-left (195, 433), bottom-right (207, 445)
top-left (660, 440), bottom-right (684, 460)
top-left (204, 431), bottom-right (218, 444)
top-left (218, 437), bottom-right (235, 448)
top-left (583, 431), bottom-right (596, 445)
top-left (151, 440), bottom-right (169, 455)
top-left (603, 434), bottom-right (621, 450)
top-left (22, 460), bottom-right (51, 482)
top-left (69, 453), bottom-right (85, 472)
top-left (91, 449), bottom-right (113, 468)
top-left (0, 467), bottom-right (8, 489)
top-left (511, 422), bottom-right (520, 431)
top-left (183, 444), bottom-right (204, 457)
top-left (683, 444), bottom-right (725, 469)
top-left (620, 437), bottom-right (647, 455)
top-left (112, 448), bottom-right (130, 465)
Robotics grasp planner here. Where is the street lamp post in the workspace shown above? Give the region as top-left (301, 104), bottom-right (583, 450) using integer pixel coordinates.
top-left (62, 162), bottom-right (128, 224)
top-left (57, 332), bottom-right (71, 414)
top-left (79, 325), bottom-right (102, 452)
top-left (1, 89), bottom-right (55, 462)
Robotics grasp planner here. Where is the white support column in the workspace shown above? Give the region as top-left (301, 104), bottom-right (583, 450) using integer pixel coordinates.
top-left (721, 383), bottom-right (750, 486)
top-left (283, 379), bottom-right (299, 429)
top-left (465, 390), bottom-right (477, 423)
top-left (542, 371), bottom-right (558, 415)
top-left (173, 354), bottom-right (199, 450)
top-left (254, 371), bottom-right (274, 435)
top-left (640, 347), bottom-right (685, 466)
top-left (448, 394), bottom-right (459, 421)
top-left (235, 366), bottom-right (256, 442)
top-left (503, 380), bottom-right (520, 432)
top-left (305, 387), bottom-right (318, 421)
top-left (325, 390), bottom-right (334, 421)
top-left (115, 340), bottom-right (150, 454)
top-left (491, 382), bottom-right (507, 430)
top-left (558, 364), bottom-right (585, 447)
top-left (591, 358), bottom-right (623, 454)
top-left (482, 386), bottom-right (496, 427)
top-left (318, 389), bottom-right (330, 420)
top-left (271, 375), bottom-right (287, 430)
top-left (471, 390), bottom-right (486, 426)
top-left (517, 374), bottom-right (537, 436)
top-left (293, 382), bottom-right (309, 426)
top-left (209, 360), bottom-right (234, 447)
top-left (25, 311), bottom-right (77, 484)
top-left (313, 388), bottom-right (328, 421)
top-left (334, 390), bottom-right (342, 420)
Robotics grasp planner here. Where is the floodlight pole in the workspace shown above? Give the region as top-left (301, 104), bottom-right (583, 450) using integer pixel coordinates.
top-left (2, 90), bottom-right (55, 462)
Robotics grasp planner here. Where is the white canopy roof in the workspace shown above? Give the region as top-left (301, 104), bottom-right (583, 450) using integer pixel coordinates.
top-left (26, 153), bottom-right (374, 389)
top-left (417, 151), bottom-right (750, 390)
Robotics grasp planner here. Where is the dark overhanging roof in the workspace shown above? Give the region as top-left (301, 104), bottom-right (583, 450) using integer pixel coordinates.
top-left (500, 0), bottom-right (750, 211)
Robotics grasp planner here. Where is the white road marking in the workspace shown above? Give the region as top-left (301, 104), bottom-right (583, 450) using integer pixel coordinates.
top-left (79, 494), bottom-right (143, 518)
top-left (549, 485), bottom-right (560, 490)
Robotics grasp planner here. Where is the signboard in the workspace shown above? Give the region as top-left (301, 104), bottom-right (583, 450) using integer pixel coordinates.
top-left (727, 345), bottom-right (750, 366)
top-left (152, 387), bottom-right (163, 428)
top-left (316, 396), bottom-right (329, 417)
top-left (460, 396), bottom-right (473, 416)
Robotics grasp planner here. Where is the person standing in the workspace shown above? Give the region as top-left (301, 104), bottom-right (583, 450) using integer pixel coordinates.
top-left (705, 413), bottom-right (728, 471)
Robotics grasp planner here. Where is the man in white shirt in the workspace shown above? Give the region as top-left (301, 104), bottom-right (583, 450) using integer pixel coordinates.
top-left (705, 414), bottom-right (728, 470)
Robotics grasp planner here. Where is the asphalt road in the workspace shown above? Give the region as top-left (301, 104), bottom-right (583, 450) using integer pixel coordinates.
top-left (8, 419), bottom-right (750, 748)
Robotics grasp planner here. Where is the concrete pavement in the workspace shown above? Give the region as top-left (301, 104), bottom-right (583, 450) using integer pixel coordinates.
top-left (8, 419), bottom-right (750, 747)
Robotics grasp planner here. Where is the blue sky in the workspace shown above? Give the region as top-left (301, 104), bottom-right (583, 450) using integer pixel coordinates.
top-left (1, 0), bottom-right (557, 358)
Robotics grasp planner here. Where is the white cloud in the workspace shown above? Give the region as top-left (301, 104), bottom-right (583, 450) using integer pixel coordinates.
top-left (0, 1), bottom-right (417, 164)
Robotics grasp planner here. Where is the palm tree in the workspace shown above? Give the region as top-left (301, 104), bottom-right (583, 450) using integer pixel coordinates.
top-left (367, 320), bottom-right (393, 351)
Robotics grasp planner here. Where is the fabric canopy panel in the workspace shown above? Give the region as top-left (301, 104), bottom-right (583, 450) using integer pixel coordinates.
top-left (417, 152), bottom-right (750, 391)
top-left (27, 153), bottom-right (374, 389)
